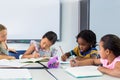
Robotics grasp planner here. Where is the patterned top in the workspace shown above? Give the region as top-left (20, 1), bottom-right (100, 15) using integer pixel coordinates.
top-left (0, 42), bottom-right (8, 55)
top-left (31, 40), bottom-right (57, 57)
top-left (100, 56), bottom-right (120, 69)
top-left (70, 46), bottom-right (98, 58)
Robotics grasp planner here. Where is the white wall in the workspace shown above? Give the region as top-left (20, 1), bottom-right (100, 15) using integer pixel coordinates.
top-left (8, 0), bottom-right (79, 53)
top-left (90, 0), bottom-right (120, 42)
top-left (9, 0), bottom-right (120, 53)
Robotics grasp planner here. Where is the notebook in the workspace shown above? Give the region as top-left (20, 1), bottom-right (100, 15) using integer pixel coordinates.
top-left (0, 69), bottom-right (32, 80)
top-left (59, 46), bottom-right (71, 64)
top-left (0, 59), bottom-right (29, 68)
top-left (59, 59), bottom-right (70, 64)
top-left (65, 66), bottom-right (103, 78)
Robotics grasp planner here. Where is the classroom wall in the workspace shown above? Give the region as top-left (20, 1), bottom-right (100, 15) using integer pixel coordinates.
top-left (8, 0), bottom-right (79, 53)
top-left (9, 0), bottom-right (120, 53)
top-left (90, 0), bottom-right (120, 42)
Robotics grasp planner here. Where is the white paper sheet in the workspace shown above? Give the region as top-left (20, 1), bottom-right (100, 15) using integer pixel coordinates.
top-left (0, 69), bottom-right (32, 79)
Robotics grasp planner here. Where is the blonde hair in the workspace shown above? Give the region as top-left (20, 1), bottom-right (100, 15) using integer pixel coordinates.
top-left (0, 24), bottom-right (7, 31)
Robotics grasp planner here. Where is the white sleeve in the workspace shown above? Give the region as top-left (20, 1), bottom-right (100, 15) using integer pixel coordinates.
top-left (19, 54), bottom-right (23, 59)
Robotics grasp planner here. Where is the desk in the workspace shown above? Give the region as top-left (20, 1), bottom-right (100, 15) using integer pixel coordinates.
top-left (0, 61), bottom-right (119, 80)
top-left (28, 63), bottom-right (120, 80)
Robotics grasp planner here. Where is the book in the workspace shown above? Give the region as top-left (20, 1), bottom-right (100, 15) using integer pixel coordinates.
top-left (0, 59), bottom-right (29, 68)
top-left (59, 60), bottom-right (70, 64)
top-left (0, 69), bottom-right (32, 80)
top-left (19, 57), bottom-right (50, 63)
top-left (59, 46), bottom-right (70, 64)
top-left (65, 66), bottom-right (103, 78)
top-left (59, 56), bottom-right (75, 64)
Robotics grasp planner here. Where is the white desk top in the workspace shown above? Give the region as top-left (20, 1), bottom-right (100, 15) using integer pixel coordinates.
top-left (0, 61), bottom-right (119, 80)
top-left (28, 63), bottom-right (120, 80)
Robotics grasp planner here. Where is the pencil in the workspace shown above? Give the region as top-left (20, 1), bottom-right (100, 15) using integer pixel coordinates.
top-left (59, 46), bottom-right (64, 55)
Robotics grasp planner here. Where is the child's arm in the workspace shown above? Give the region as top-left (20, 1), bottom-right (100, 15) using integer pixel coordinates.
top-left (8, 48), bottom-right (17, 53)
top-left (22, 44), bottom-right (40, 58)
top-left (61, 52), bottom-right (71, 61)
top-left (0, 55), bottom-right (15, 60)
top-left (61, 46), bottom-right (78, 61)
top-left (70, 58), bottom-right (101, 67)
top-left (3, 41), bottom-right (17, 53)
top-left (98, 61), bottom-right (120, 78)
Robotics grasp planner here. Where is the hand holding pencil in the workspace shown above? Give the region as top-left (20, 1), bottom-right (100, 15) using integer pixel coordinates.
top-left (32, 52), bottom-right (40, 58)
top-left (61, 54), bottom-right (68, 61)
top-left (59, 46), bottom-right (68, 61)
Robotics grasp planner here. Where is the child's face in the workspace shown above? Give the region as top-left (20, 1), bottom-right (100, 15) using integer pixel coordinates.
top-left (40, 37), bottom-right (52, 50)
top-left (77, 37), bottom-right (91, 52)
top-left (0, 30), bottom-right (7, 42)
top-left (99, 41), bottom-right (108, 59)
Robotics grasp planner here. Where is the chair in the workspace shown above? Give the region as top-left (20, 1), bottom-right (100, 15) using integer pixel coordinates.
top-left (9, 50), bottom-right (26, 59)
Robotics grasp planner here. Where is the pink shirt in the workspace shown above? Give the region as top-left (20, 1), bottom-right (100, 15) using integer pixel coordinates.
top-left (100, 56), bottom-right (120, 69)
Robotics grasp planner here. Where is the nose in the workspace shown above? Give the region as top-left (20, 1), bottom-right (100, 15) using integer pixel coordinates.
top-left (42, 44), bottom-right (46, 49)
top-left (79, 45), bottom-right (83, 50)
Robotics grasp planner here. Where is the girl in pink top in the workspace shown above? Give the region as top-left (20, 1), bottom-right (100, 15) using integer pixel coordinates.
top-left (100, 56), bottom-right (120, 69)
top-left (70, 34), bottom-right (120, 77)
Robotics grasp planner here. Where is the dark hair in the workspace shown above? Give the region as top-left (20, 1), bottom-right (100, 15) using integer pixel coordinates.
top-left (100, 34), bottom-right (120, 57)
top-left (76, 30), bottom-right (96, 47)
top-left (42, 31), bottom-right (57, 45)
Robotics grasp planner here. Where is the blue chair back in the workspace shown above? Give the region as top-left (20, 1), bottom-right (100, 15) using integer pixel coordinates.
top-left (9, 50), bottom-right (26, 59)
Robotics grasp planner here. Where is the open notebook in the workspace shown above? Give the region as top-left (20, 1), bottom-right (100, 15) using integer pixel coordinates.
top-left (19, 57), bottom-right (50, 63)
top-left (0, 59), bottom-right (29, 68)
top-left (65, 66), bottom-right (103, 78)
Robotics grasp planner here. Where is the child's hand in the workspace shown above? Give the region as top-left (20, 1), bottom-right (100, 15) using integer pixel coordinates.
top-left (8, 48), bottom-right (17, 53)
top-left (32, 52), bottom-right (40, 58)
top-left (70, 59), bottom-right (80, 67)
top-left (61, 54), bottom-right (67, 61)
top-left (97, 66), bottom-right (106, 73)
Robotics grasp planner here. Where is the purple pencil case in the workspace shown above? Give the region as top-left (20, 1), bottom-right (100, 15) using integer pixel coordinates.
top-left (47, 56), bottom-right (59, 68)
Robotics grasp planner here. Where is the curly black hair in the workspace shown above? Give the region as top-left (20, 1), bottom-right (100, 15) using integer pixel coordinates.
top-left (76, 30), bottom-right (96, 47)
